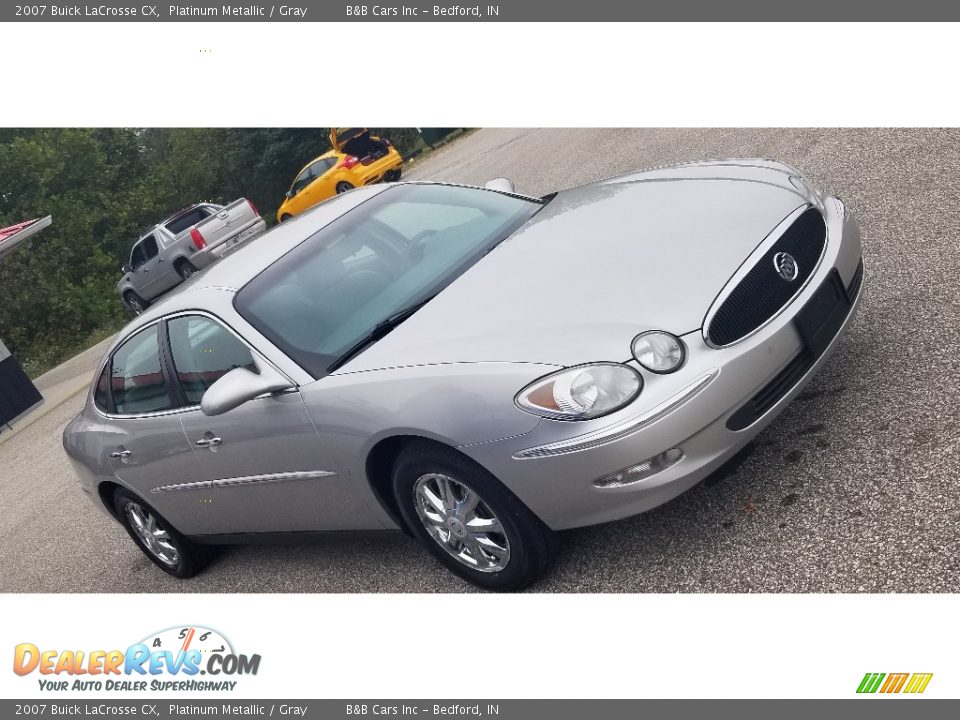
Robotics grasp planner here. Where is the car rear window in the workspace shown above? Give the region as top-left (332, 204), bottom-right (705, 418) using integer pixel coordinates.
top-left (110, 325), bottom-right (174, 415)
top-left (165, 206), bottom-right (211, 235)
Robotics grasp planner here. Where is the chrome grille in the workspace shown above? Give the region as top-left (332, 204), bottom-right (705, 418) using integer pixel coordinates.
top-left (706, 207), bottom-right (827, 347)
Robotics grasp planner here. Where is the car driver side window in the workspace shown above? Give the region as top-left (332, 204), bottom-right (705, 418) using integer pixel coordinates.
top-left (292, 162), bottom-right (321, 196)
top-left (167, 315), bottom-right (257, 405)
top-left (130, 242), bottom-right (147, 271)
top-left (141, 234), bottom-right (159, 261)
top-left (110, 324), bottom-right (174, 415)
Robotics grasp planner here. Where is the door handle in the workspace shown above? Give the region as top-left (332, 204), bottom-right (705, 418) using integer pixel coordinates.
top-left (110, 448), bottom-right (132, 459)
top-left (195, 437), bottom-right (222, 448)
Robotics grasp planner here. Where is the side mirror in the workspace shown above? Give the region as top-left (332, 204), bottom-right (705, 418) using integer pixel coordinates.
top-left (200, 359), bottom-right (294, 416)
top-left (484, 177), bottom-right (515, 194)
top-left (285, 190), bottom-right (294, 199)
top-left (122, 264), bottom-right (131, 274)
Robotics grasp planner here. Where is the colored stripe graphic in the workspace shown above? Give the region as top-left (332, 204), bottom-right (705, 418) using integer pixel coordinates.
top-left (857, 672), bottom-right (932, 694)
top-left (857, 673), bottom-right (885, 693)
top-left (880, 673), bottom-right (909, 693)
top-left (904, 673), bottom-right (933, 694)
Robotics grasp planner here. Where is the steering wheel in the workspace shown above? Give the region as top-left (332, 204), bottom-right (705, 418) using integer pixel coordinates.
top-left (400, 229), bottom-right (439, 272)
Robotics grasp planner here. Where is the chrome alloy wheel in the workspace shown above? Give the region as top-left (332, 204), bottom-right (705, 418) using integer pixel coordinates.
top-left (412, 473), bottom-right (511, 573)
top-left (124, 502), bottom-right (179, 568)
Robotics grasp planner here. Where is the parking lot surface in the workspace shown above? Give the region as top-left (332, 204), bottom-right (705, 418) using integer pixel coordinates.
top-left (2, 128), bottom-right (958, 593)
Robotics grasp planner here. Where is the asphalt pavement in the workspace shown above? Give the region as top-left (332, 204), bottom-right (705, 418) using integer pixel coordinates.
top-left (2, 128), bottom-right (958, 593)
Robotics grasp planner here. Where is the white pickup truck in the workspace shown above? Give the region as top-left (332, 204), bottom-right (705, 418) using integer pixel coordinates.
top-left (117, 199), bottom-right (266, 313)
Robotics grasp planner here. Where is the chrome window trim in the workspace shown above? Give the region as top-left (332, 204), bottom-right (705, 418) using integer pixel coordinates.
top-left (151, 470), bottom-right (337, 494)
top-left (512, 370), bottom-right (719, 460)
top-left (702, 203), bottom-right (828, 349)
top-left (92, 309), bottom-right (296, 421)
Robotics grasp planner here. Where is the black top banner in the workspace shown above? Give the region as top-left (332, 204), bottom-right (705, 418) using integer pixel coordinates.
top-left (1, 0), bottom-right (956, 21)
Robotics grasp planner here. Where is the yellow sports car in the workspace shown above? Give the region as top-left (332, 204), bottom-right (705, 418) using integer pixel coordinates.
top-left (276, 128), bottom-right (404, 223)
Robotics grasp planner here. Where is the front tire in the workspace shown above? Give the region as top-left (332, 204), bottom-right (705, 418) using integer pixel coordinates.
top-left (392, 441), bottom-right (554, 591)
top-left (335, 181), bottom-right (354, 194)
top-left (113, 488), bottom-right (206, 578)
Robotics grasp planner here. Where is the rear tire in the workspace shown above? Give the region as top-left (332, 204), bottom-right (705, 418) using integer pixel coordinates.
top-left (335, 181), bottom-right (354, 194)
top-left (123, 291), bottom-right (148, 315)
top-left (113, 488), bottom-right (206, 578)
top-left (175, 259), bottom-right (197, 281)
top-left (392, 440), bottom-right (555, 591)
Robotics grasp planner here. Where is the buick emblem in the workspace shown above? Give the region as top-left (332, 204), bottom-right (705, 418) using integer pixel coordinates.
top-left (773, 252), bottom-right (799, 281)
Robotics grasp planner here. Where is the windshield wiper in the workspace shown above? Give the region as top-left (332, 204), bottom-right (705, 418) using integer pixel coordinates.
top-left (327, 294), bottom-right (438, 373)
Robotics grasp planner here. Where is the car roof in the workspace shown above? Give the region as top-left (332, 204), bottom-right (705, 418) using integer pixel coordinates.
top-left (296, 150), bottom-right (339, 173)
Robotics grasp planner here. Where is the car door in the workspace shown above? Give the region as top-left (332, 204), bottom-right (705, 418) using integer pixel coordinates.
top-left (130, 233), bottom-right (169, 300)
top-left (287, 161), bottom-right (321, 216)
top-left (152, 228), bottom-right (185, 292)
top-left (99, 323), bottom-right (201, 523)
top-left (166, 313), bottom-right (371, 535)
top-left (292, 158), bottom-right (337, 213)
top-left (306, 157), bottom-right (339, 205)
top-left (127, 240), bottom-right (150, 296)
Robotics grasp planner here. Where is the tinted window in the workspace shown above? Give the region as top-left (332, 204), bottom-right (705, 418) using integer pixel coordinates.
top-left (141, 235), bottom-right (159, 260)
top-left (291, 159), bottom-right (333, 195)
top-left (94, 364), bottom-right (110, 411)
top-left (235, 184), bottom-right (541, 377)
top-left (110, 325), bottom-right (173, 414)
top-left (130, 242), bottom-right (147, 270)
top-left (168, 316), bottom-right (257, 405)
top-left (165, 206), bottom-right (211, 235)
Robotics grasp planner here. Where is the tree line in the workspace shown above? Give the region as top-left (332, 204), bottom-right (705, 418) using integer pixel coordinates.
top-left (0, 127), bottom-right (431, 376)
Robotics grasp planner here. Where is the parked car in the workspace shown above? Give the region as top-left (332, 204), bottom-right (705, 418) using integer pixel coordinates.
top-left (275, 128), bottom-right (403, 223)
top-left (118, 200), bottom-right (266, 313)
top-left (66, 160), bottom-right (863, 590)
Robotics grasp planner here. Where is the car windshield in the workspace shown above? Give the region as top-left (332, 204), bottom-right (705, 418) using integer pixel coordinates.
top-left (235, 184), bottom-right (542, 377)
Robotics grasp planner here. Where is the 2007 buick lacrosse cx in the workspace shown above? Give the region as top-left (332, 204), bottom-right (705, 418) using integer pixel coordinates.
top-left (64, 159), bottom-right (863, 590)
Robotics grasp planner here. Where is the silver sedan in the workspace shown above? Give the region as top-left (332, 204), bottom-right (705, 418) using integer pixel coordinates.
top-left (63, 160), bottom-right (863, 590)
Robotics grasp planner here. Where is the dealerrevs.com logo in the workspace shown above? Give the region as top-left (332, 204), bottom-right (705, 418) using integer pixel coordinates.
top-left (13, 626), bottom-right (261, 692)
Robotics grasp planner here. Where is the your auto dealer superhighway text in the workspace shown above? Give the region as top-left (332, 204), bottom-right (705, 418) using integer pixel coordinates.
top-left (38, 5), bottom-right (309, 17)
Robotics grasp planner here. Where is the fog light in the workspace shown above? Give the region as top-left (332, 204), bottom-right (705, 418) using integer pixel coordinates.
top-left (592, 448), bottom-right (684, 488)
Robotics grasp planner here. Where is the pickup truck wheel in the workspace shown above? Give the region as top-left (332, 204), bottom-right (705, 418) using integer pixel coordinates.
top-left (123, 291), bottom-right (148, 315)
top-left (336, 181), bottom-right (354, 194)
top-left (175, 259), bottom-right (197, 280)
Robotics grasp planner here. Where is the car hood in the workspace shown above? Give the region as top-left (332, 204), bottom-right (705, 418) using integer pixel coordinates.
top-left (340, 164), bottom-right (811, 371)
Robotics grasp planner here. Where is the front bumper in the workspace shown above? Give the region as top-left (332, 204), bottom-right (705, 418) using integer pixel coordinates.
top-left (461, 196), bottom-right (863, 530)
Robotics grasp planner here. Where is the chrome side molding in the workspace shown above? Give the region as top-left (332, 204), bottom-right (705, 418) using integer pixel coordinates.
top-left (152, 470), bottom-right (337, 494)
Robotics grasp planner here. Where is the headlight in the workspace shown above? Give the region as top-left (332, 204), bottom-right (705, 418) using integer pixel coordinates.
top-left (631, 331), bottom-right (685, 373)
top-left (515, 363), bottom-right (642, 420)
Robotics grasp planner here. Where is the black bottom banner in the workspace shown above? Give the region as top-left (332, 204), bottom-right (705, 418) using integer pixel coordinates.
top-left (1, 700), bottom-right (954, 720)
